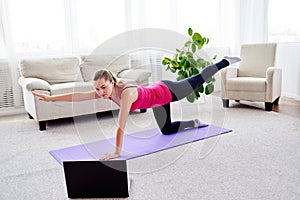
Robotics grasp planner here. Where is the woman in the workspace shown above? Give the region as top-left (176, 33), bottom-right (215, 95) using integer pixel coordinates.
top-left (32, 56), bottom-right (240, 160)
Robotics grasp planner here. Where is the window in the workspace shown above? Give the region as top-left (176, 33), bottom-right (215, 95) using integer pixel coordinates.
top-left (127, 0), bottom-right (175, 30)
top-left (177, 0), bottom-right (219, 43)
top-left (75, 0), bottom-right (127, 52)
top-left (7, 0), bottom-right (65, 54)
top-left (268, 0), bottom-right (300, 42)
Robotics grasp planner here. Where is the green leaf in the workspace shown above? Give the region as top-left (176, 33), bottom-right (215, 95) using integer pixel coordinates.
top-left (174, 54), bottom-right (178, 62)
top-left (170, 67), bottom-right (176, 73)
top-left (196, 57), bottom-right (206, 68)
top-left (178, 70), bottom-right (184, 76)
top-left (162, 57), bottom-right (171, 65)
top-left (187, 93), bottom-right (195, 103)
top-left (179, 51), bottom-right (184, 57)
top-left (191, 43), bottom-right (196, 53)
top-left (171, 60), bottom-right (179, 68)
top-left (188, 28), bottom-right (193, 36)
top-left (205, 84), bottom-right (214, 95)
top-left (188, 57), bottom-right (198, 68)
top-left (164, 57), bottom-right (171, 61)
top-left (176, 75), bottom-right (184, 81)
top-left (197, 85), bottom-right (204, 93)
top-left (179, 57), bottom-right (186, 66)
top-left (205, 77), bottom-right (213, 84)
top-left (184, 41), bottom-right (192, 47)
top-left (184, 60), bottom-right (190, 68)
top-left (192, 33), bottom-right (203, 45)
top-left (196, 57), bottom-right (204, 62)
top-left (197, 44), bottom-right (203, 50)
top-left (194, 90), bottom-right (200, 98)
top-left (211, 76), bottom-right (216, 82)
top-left (181, 70), bottom-right (188, 78)
top-left (186, 51), bottom-right (193, 58)
top-left (162, 60), bottom-right (170, 65)
top-left (192, 68), bottom-right (199, 75)
top-left (192, 32), bottom-right (202, 41)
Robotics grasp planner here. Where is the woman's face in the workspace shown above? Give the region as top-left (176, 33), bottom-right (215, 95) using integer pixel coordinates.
top-left (94, 78), bottom-right (114, 99)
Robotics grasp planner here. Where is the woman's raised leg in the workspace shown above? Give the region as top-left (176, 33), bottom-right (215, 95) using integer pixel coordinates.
top-left (154, 56), bottom-right (240, 134)
top-left (162, 57), bottom-right (240, 101)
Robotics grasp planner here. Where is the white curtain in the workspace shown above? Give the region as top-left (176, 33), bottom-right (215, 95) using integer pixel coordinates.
top-left (0, 0), bottom-right (22, 107)
top-left (215, 0), bottom-right (269, 55)
top-left (239, 0), bottom-right (269, 44)
top-left (0, 0), bottom-right (271, 109)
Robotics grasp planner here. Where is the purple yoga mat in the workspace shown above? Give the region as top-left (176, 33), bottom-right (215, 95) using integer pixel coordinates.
top-left (50, 125), bottom-right (231, 165)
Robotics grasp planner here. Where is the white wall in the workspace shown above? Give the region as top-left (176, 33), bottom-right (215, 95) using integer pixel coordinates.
top-left (276, 43), bottom-right (300, 100)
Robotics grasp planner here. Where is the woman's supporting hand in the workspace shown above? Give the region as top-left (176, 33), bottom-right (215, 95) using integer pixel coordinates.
top-left (32, 91), bottom-right (52, 101)
top-left (99, 151), bottom-right (120, 160)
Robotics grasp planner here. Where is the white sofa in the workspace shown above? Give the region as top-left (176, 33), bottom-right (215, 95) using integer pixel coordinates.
top-left (18, 55), bottom-right (151, 130)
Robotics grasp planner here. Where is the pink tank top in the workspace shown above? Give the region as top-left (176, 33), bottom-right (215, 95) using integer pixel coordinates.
top-left (109, 82), bottom-right (172, 112)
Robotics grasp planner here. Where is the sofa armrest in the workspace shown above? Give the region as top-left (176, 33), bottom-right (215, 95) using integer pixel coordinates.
top-left (266, 67), bottom-right (282, 102)
top-left (117, 69), bottom-right (151, 83)
top-left (18, 77), bottom-right (51, 91)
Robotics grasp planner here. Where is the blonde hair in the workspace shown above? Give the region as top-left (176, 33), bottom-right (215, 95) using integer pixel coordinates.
top-left (93, 69), bottom-right (123, 86)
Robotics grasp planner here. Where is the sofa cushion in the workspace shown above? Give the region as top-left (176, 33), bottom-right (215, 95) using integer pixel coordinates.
top-left (50, 82), bottom-right (94, 95)
top-left (117, 69), bottom-right (151, 83)
top-left (227, 77), bottom-right (266, 92)
top-left (80, 55), bottom-right (130, 82)
top-left (20, 57), bottom-right (83, 84)
top-left (117, 78), bottom-right (138, 85)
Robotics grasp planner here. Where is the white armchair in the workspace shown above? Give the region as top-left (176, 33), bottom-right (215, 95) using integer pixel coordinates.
top-left (221, 43), bottom-right (282, 111)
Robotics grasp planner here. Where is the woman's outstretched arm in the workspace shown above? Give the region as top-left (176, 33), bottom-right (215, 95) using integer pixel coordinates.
top-left (32, 90), bottom-right (100, 102)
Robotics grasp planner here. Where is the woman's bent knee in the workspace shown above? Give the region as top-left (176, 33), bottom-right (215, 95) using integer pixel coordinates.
top-left (160, 128), bottom-right (176, 135)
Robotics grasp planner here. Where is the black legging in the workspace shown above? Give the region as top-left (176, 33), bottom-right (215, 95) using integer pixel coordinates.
top-left (153, 59), bottom-right (229, 135)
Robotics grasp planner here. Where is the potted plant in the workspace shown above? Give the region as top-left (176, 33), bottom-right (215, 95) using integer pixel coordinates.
top-left (162, 28), bottom-right (216, 103)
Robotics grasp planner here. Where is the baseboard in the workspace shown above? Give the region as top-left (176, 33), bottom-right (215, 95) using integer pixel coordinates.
top-left (0, 106), bottom-right (26, 117)
top-left (282, 93), bottom-right (300, 101)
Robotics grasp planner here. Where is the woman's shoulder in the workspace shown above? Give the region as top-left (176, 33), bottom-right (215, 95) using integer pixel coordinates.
top-left (117, 83), bottom-right (138, 97)
top-left (119, 83), bottom-right (138, 90)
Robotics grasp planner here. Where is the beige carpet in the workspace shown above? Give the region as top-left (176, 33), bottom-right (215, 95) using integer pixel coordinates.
top-left (0, 96), bottom-right (299, 200)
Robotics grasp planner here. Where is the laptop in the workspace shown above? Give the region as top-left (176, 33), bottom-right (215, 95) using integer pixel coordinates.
top-left (63, 160), bottom-right (129, 198)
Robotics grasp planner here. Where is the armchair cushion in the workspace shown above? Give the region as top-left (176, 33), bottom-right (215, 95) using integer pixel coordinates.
top-left (18, 77), bottom-right (51, 91)
top-left (227, 77), bottom-right (266, 92)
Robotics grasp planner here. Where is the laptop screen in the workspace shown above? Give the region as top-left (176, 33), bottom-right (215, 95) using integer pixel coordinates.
top-left (63, 160), bottom-right (129, 198)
